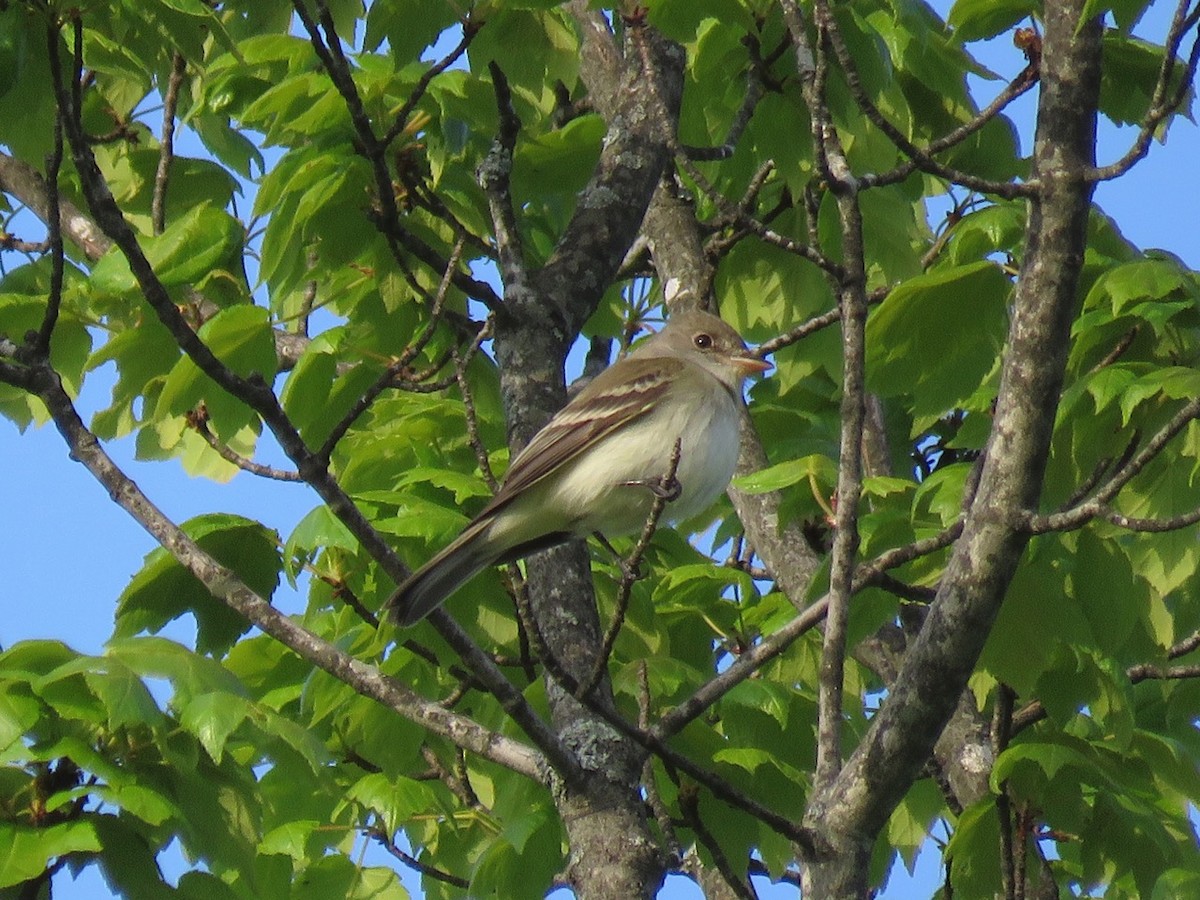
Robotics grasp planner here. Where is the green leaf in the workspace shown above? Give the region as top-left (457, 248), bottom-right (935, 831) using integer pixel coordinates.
top-left (1085, 257), bottom-right (1195, 315)
top-left (364, 0), bottom-right (460, 61)
top-left (0, 821), bottom-right (102, 888)
top-left (179, 692), bottom-right (252, 763)
top-left (155, 305), bottom-right (277, 445)
top-left (733, 454), bottom-right (837, 494)
top-left (945, 799), bottom-right (1002, 897)
top-left (866, 261), bottom-right (1010, 420)
top-left (104, 636), bottom-right (247, 701)
top-left (291, 856), bottom-right (405, 900)
top-left (282, 505), bottom-right (359, 580)
top-left (512, 113), bottom-right (605, 200)
top-left (979, 537), bottom-right (1094, 694)
top-left (991, 735), bottom-right (1107, 791)
top-left (469, 801), bottom-right (560, 899)
top-left (259, 820), bottom-right (321, 860)
top-left (1035, 645), bottom-right (1135, 748)
top-left (94, 782), bottom-right (178, 827)
top-left (948, 0), bottom-right (1038, 42)
top-left (1100, 33), bottom-right (1193, 127)
top-left (90, 204), bottom-right (243, 293)
top-left (1068, 530), bottom-right (1146, 659)
top-left (115, 514), bottom-right (281, 656)
top-left (342, 772), bottom-right (436, 835)
top-left (886, 779), bottom-right (946, 872)
top-left (722, 679), bottom-right (792, 729)
top-left (945, 202), bottom-right (1026, 266)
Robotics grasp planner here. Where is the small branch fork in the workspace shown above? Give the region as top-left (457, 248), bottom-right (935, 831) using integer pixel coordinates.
top-left (511, 581), bottom-right (820, 853)
top-left (289, 0), bottom-right (501, 309)
top-left (845, 31), bottom-right (1041, 196)
top-left (185, 404), bottom-right (303, 482)
top-left (370, 826), bottom-right (470, 889)
top-left (1024, 396), bottom-right (1200, 534)
top-left (1012, 626), bottom-right (1200, 734)
top-left (151, 52), bottom-right (187, 236)
top-left (1088, 0), bottom-right (1200, 182)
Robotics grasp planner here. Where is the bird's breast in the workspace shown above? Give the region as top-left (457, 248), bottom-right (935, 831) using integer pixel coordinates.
top-left (547, 385), bottom-right (741, 537)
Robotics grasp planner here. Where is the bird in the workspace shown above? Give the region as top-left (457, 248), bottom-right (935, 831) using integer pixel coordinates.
top-left (385, 307), bottom-right (770, 626)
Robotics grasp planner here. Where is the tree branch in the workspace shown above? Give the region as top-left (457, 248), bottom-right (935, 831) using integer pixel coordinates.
top-left (0, 351), bottom-right (545, 782)
top-left (151, 52), bottom-right (186, 236)
top-left (34, 105), bottom-right (64, 357)
top-left (1087, 1), bottom-right (1200, 182)
top-left (185, 404), bottom-right (303, 482)
top-left (577, 438), bottom-right (682, 700)
top-left (809, 0), bottom-right (1103, 849)
top-left (45, 13), bottom-right (576, 784)
top-left (0, 151), bottom-right (111, 261)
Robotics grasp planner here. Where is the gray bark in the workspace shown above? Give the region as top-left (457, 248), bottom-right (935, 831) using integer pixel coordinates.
top-left (489, 18), bottom-right (685, 898)
top-left (802, 0), bottom-right (1103, 894)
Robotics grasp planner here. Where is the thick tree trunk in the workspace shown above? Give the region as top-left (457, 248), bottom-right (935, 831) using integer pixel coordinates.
top-left (801, 0), bottom-right (1103, 894)
top-left (487, 17), bottom-right (684, 898)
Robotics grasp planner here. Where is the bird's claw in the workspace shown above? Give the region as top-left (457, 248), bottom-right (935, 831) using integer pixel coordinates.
top-left (623, 475), bottom-right (682, 502)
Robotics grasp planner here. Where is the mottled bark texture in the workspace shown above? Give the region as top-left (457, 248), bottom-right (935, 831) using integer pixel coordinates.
top-left (801, 0), bottom-right (1102, 895)
top-left (569, 3), bottom-right (823, 613)
top-left (488, 20), bottom-right (685, 899)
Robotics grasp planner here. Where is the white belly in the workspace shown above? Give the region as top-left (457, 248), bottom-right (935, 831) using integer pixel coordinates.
top-left (540, 388), bottom-right (741, 537)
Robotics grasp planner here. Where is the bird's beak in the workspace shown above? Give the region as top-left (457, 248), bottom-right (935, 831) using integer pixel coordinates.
top-left (732, 353), bottom-right (772, 375)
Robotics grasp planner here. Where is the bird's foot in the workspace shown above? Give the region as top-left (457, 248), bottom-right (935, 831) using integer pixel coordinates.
top-left (622, 474), bottom-right (682, 502)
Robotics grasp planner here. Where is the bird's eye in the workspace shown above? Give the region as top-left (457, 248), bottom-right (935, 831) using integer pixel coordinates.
top-left (693, 333), bottom-right (713, 350)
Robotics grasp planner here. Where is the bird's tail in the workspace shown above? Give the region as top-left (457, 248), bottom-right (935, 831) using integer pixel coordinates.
top-left (385, 518), bottom-right (501, 626)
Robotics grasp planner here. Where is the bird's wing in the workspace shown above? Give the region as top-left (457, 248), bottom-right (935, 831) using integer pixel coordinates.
top-left (479, 356), bottom-right (684, 516)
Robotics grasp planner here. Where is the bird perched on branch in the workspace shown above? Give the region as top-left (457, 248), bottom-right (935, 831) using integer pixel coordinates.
top-left (386, 307), bottom-right (770, 626)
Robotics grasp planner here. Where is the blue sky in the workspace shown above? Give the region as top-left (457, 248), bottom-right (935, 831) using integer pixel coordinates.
top-left (4, 2), bottom-right (1200, 897)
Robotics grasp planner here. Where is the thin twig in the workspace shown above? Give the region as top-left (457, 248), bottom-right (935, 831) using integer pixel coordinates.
top-left (324, 577), bottom-right (380, 628)
top-left (454, 320), bottom-right (501, 493)
top-left (383, 22), bottom-right (478, 147)
top-left (0, 233), bottom-right (52, 255)
top-left (639, 662), bottom-right (682, 865)
top-left (1127, 662), bottom-right (1200, 681)
top-left (993, 685), bottom-right (1016, 900)
top-left (754, 304), bottom-right (848, 359)
top-left (186, 405), bottom-right (304, 482)
top-left (1087, 2), bottom-right (1200, 182)
top-left (680, 34), bottom-right (764, 161)
top-left (678, 784), bottom-right (760, 900)
top-left (315, 238), bottom-right (467, 464)
top-left (479, 61), bottom-right (526, 305)
top-left (151, 52), bottom-right (186, 235)
top-left (1167, 627), bottom-right (1200, 661)
top-left (371, 827), bottom-right (470, 888)
top-left (34, 102), bottom-right (65, 357)
top-left (578, 438), bottom-right (683, 699)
